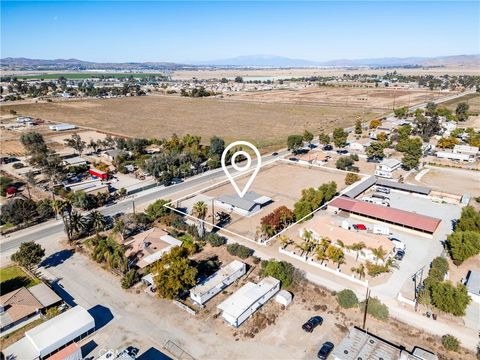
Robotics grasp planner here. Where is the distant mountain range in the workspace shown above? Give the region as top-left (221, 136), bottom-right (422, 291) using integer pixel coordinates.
top-left (1, 54), bottom-right (479, 70)
top-left (195, 54), bottom-right (480, 67)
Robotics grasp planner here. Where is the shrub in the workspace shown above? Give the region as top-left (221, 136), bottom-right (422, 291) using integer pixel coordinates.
top-left (45, 306), bottom-right (61, 319)
top-left (345, 172), bottom-right (361, 185)
top-left (121, 269), bottom-right (140, 289)
top-left (205, 233), bottom-right (226, 247)
top-left (366, 261), bottom-right (391, 277)
top-left (260, 260), bottom-right (295, 288)
top-left (227, 243), bottom-right (253, 259)
top-left (441, 334), bottom-right (460, 352)
top-left (336, 289), bottom-right (359, 308)
top-left (360, 297), bottom-right (389, 321)
top-left (146, 199), bottom-right (171, 220)
top-left (12, 162), bottom-right (24, 169)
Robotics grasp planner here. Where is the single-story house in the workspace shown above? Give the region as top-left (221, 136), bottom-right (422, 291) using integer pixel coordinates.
top-left (62, 156), bottom-right (87, 167)
top-left (436, 150), bottom-right (476, 163)
top-left (217, 276), bottom-right (280, 328)
top-left (125, 228), bottom-right (182, 270)
top-left (190, 260), bottom-right (246, 306)
top-left (2, 306), bottom-right (94, 360)
top-left (331, 326), bottom-right (438, 360)
top-left (299, 215), bottom-right (395, 263)
top-left (466, 270), bottom-right (480, 303)
top-left (48, 124), bottom-right (76, 131)
top-left (214, 192), bottom-right (272, 217)
top-left (453, 145), bottom-right (479, 156)
top-left (329, 197), bottom-right (441, 235)
top-left (0, 283), bottom-right (62, 333)
top-left (374, 158), bottom-right (402, 179)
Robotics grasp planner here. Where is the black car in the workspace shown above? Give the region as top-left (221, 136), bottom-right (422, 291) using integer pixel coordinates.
top-left (289, 157), bottom-right (299, 162)
top-left (395, 249), bottom-right (405, 261)
top-left (317, 341), bottom-right (334, 359)
top-left (336, 149), bottom-right (349, 155)
top-left (302, 316), bottom-right (323, 333)
top-left (272, 152), bottom-right (279, 156)
top-left (323, 145), bottom-right (333, 151)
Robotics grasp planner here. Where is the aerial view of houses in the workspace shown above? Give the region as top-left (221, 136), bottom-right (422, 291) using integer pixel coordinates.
top-left (1, 1), bottom-right (479, 360)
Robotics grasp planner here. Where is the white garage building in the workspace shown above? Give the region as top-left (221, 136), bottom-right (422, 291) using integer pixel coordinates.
top-left (190, 260), bottom-right (246, 306)
top-left (217, 276), bottom-right (280, 327)
top-left (3, 306), bottom-right (94, 360)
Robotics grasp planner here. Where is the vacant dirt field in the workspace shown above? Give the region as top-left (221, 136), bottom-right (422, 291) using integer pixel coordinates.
top-left (414, 166), bottom-right (480, 196)
top-left (0, 95), bottom-right (382, 150)
top-left (175, 161), bottom-right (350, 240)
top-left (229, 87), bottom-right (446, 111)
top-left (442, 93), bottom-right (480, 113)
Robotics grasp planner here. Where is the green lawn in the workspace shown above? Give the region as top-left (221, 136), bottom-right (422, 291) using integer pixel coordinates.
top-left (14, 73), bottom-right (168, 80)
top-left (0, 265), bottom-right (40, 295)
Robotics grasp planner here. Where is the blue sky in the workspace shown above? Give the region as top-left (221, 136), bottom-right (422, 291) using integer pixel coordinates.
top-left (1, 1), bottom-right (479, 62)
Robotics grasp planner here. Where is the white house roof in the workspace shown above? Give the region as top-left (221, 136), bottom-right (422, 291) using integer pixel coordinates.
top-left (25, 305), bottom-right (94, 357)
top-left (454, 144), bottom-right (479, 155)
top-left (216, 192), bottom-right (271, 212)
top-left (217, 276), bottom-right (280, 319)
top-left (191, 260), bottom-right (245, 298)
top-left (380, 158), bottom-right (401, 168)
top-left (3, 336), bottom-right (40, 360)
top-left (466, 270), bottom-right (480, 296)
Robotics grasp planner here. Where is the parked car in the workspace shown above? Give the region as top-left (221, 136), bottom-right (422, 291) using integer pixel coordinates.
top-left (317, 341), bottom-right (334, 359)
top-left (395, 249), bottom-right (405, 261)
top-left (376, 186), bottom-right (390, 194)
top-left (336, 149), bottom-right (349, 155)
top-left (323, 144), bottom-right (333, 151)
top-left (120, 346), bottom-right (139, 359)
top-left (372, 193), bottom-right (389, 200)
top-left (367, 156), bottom-right (382, 163)
top-left (389, 237), bottom-right (406, 251)
top-left (352, 224), bottom-right (367, 231)
top-left (272, 152), bottom-right (279, 156)
top-left (289, 157), bottom-right (299, 162)
top-left (302, 316), bottom-right (323, 333)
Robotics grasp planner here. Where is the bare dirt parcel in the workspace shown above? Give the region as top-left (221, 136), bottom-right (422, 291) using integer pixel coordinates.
top-left (0, 95), bottom-right (382, 149)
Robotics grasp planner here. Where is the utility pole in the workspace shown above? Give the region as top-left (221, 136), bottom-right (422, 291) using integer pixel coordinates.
top-left (362, 288), bottom-right (371, 330)
top-left (132, 198), bottom-right (136, 215)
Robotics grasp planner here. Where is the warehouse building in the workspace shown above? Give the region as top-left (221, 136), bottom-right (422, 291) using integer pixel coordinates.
top-left (217, 276), bottom-right (280, 327)
top-left (2, 306), bottom-right (94, 360)
top-left (329, 197), bottom-right (441, 235)
top-left (190, 260), bottom-right (246, 306)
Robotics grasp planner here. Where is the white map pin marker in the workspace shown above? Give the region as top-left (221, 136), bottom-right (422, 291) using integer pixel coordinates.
top-left (221, 141), bottom-right (261, 198)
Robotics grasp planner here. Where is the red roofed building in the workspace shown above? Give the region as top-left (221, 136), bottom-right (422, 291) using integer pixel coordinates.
top-left (329, 197), bottom-right (441, 235)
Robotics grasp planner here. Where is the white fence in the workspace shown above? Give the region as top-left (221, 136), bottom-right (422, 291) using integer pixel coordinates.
top-left (279, 247), bottom-right (369, 287)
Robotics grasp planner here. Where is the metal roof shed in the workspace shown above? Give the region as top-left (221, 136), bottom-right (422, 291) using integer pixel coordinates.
top-left (25, 306), bottom-right (94, 358)
top-left (376, 178), bottom-right (431, 195)
top-left (342, 176), bottom-right (376, 198)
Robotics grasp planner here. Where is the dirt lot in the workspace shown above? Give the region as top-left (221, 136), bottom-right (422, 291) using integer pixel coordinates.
top-left (171, 66), bottom-right (480, 80)
top-left (414, 166), bottom-right (480, 196)
top-left (229, 87), bottom-right (446, 112)
top-left (0, 95), bottom-right (383, 150)
top-left (175, 161), bottom-right (350, 240)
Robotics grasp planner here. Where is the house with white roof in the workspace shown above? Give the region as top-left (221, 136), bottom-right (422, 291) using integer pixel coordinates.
top-left (190, 260), bottom-right (246, 306)
top-left (214, 191), bottom-right (272, 217)
top-left (466, 270), bottom-right (480, 303)
top-left (374, 158), bottom-right (402, 179)
top-left (217, 276), bottom-right (280, 327)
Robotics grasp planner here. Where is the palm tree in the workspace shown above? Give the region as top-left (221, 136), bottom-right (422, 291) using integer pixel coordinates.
top-left (302, 229), bottom-right (313, 243)
top-left (351, 263), bottom-right (366, 279)
top-left (192, 201), bottom-right (208, 238)
top-left (89, 210), bottom-right (106, 238)
top-left (326, 245), bottom-right (345, 269)
top-left (278, 235), bottom-right (292, 250)
top-left (68, 211), bottom-right (86, 241)
top-left (350, 242), bottom-right (366, 261)
top-left (295, 239), bottom-right (313, 257)
top-left (315, 245), bottom-right (328, 264)
top-left (371, 246), bottom-right (387, 264)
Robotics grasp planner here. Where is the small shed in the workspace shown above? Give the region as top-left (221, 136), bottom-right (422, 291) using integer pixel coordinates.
top-left (275, 290), bottom-right (292, 307)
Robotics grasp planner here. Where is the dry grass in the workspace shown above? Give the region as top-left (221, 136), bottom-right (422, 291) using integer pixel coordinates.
top-left (0, 95), bottom-right (382, 149)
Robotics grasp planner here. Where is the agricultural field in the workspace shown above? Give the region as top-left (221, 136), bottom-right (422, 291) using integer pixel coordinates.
top-left (0, 95), bottom-right (383, 150)
top-left (229, 87), bottom-right (446, 112)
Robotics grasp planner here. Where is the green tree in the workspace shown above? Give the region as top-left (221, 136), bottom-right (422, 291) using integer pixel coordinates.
top-left (366, 141), bottom-right (385, 159)
top-left (260, 260), bottom-right (296, 288)
top-left (399, 137), bottom-right (423, 170)
top-left (153, 246), bottom-right (197, 299)
top-left (319, 132), bottom-right (331, 145)
top-left (437, 137), bottom-right (460, 149)
top-left (448, 231), bottom-right (480, 264)
top-left (209, 136), bottom-right (225, 157)
top-left (303, 130), bottom-right (314, 147)
top-left (393, 106), bottom-right (408, 118)
top-left (287, 135), bottom-right (304, 153)
top-left (360, 297), bottom-right (389, 320)
top-left (64, 133), bottom-right (86, 155)
top-left (336, 289), bottom-right (359, 308)
top-left (431, 281), bottom-right (471, 316)
top-left (456, 206), bottom-right (480, 232)
top-left (354, 119), bottom-right (362, 135)
top-left (425, 102), bottom-right (437, 116)
top-left (88, 210), bottom-right (106, 237)
top-left (204, 233), bottom-right (226, 247)
top-left (11, 241), bottom-right (45, 271)
top-left (146, 199), bottom-right (171, 221)
top-left (332, 128), bottom-right (348, 148)
top-left (369, 119), bottom-right (381, 129)
top-left (455, 102), bottom-right (469, 122)
top-left (121, 269), bottom-right (140, 289)
top-left (326, 245), bottom-right (345, 268)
